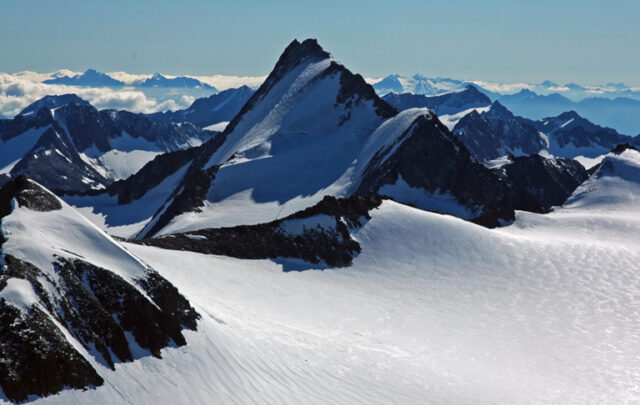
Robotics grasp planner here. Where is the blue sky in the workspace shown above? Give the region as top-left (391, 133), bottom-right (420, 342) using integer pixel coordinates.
top-left (1, 0), bottom-right (639, 85)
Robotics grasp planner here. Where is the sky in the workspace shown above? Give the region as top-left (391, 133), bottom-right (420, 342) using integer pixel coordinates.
top-left (1, 0), bottom-right (639, 85)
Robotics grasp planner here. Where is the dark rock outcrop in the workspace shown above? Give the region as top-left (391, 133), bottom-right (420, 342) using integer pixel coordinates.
top-left (382, 85), bottom-right (491, 116)
top-left (452, 101), bottom-right (548, 161)
top-left (0, 98), bottom-right (212, 192)
top-left (139, 195), bottom-right (383, 267)
top-left (496, 155), bottom-right (589, 210)
top-left (0, 297), bottom-right (104, 403)
top-left (0, 177), bottom-right (200, 402)
top-left (0, 176), bottom-right (61, 219)
top-left (19, 94), bottom-right (90, 116)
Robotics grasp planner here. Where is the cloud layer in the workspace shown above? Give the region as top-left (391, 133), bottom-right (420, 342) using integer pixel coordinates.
top-left (0, 71), bottom-right (267, 119)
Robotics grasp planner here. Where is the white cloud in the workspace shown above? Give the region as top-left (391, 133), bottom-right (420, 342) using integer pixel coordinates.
top-left (470, 80), bottom-right (532, 94)
top-left (548, 86), bottom-right (570, 92)
top-left (106, 71), bottom-right (151, 85)
top-left (192, 74), bottom-right (266, 90)
top-left (0, 73), bottom-right (197, 118)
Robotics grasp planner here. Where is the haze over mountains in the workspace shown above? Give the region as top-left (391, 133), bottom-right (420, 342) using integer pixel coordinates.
top-left (1, 38), bottom-right (640, 404)
top-left (4, 67), bottom-right (640, 135)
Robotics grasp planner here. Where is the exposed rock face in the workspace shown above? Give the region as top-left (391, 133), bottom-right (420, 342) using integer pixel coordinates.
top-left (0, 295), bottom-right (103, 403)
top-left (137, 138), bottom-right (224, 239)
top-left (0, 97), bottom-right (212, 192)
top-left (222, 39), bottom-right (332, 137)
top-left (0, 175), bottom-right (61, 218)
top-left (323, 62), bottom-right (398, 119)
top-left (495, 155), bottom-right (589, 211)
top-left (0, 177), bottom-right (200, 402)
top-left (531, 111), bottom-right (635, 156)
top-left (452, 101), bottom-right (548, 161)
top-left (19, 94), bottom-right (90, 115)
top-left (382, 85), bottom-right (491, 115)
top-left (356, 114), bottom-right (525, 226)
top-left (103, 144), bottom-right (206, 205)
top-left (148, 86), bottom-right (255, 128)
top-left (138, 195), bottom-right (383, 268)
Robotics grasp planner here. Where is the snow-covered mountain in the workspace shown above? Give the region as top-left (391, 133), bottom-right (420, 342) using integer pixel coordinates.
top-left (3, 38), bottom-right (640, 404)
top-left (0, 95), bottom-right (212, 191)
top-left (18, 94), bottom-right (90, 115)
top-left (499, 89), bottom-right (640, 134)
top-left (62, 39), bottom-right (588, 240)
top-left (532, 110), bottom-right (634, 158)
top-left (0, 176), bottom-right (199, 403)
top-left (452, 101), bottom-right (549, 161)
top-left (147, 85), bottom-right (254, 128)
top-left (16, 147), bottom-right (639, 403)
top-left (136, 73), bottom-right (215, 90)
top-left (43, 69), bottom-right (125, 87)
top-left (381, 85), bottom-right (491, 116)
top-left (373, 74), bottom-right (466, 95)
top-left (450, 101), bottom-right (638, 162)
top-left (41, 70), bottom-right (215, 90)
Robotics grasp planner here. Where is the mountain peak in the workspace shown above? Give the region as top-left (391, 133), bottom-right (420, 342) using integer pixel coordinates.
top-left (0, 176), bottom-right (61, 219)
top-left (485, 100), bottom-right (514, 119)
top-left (557, 110), bottom-right (581, 120)
top-left (279, 38), bottom-right (331, 68)
top-left (611, 143), bottom-right (639, 154)
top-left (517, 88), bottom-right (536, 96)
top-left (463, 84), bottom-right (483, 95)
top-left (19, 94), bottom-right (90, 115)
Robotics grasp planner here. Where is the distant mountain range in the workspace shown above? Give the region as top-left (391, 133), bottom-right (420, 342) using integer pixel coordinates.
top-left (43, 69), bottom-right (216, 90)
top-left (381, 85), bottom-right (491, 116)
top-left (44, 68), bottom-right (125, 87)
top-left (451, 102), bottom-right (638, 162)
top-left (373, 74), bottom-right (466, 96)
top-left (373, 73), bottom-right (640, 101)
top-left (373, 74), bottom-right (640, 134)
top-left (137, 72), bottom-right (215, 89)
top-left (498, 89), bottom-right (640, 135)
top-left (55, 39), bottom-right (592, 244)
top-left (147, 85), bottom-right (254, 127)
top-left (2, 38), bottom-right (639, 403)
top-left (0, 95), bottom-right (212, 191)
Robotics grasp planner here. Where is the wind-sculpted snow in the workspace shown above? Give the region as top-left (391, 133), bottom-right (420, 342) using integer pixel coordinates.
top-left (33, 192), bottom-right (637, 404)
top-left (0, 177), bottom-right (199, 402)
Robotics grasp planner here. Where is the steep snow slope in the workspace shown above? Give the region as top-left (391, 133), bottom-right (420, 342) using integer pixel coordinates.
top-left (145, 40), bottom-right (564, 238)
top-left (9, 149), bottom-right (640, 404)
top-left (0, 177), bottom-right (198, 402)
top-left (0, 96), bottom-right (211, 191)
top-left (151, 40), bottom-right (399, 235)
top-left (31, 190), bottom-right (640, 404)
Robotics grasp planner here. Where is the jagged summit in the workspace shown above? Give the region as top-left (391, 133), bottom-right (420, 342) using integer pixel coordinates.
top-left (484, 100), bottom-right (514, 119)
top-left (610, 143), bottom-right (639, 154)
top-left (0, 175), bottom-right (61, 220)
top-left (556, 110), bottom-right (581, 120)
top-left (0, 177), bottom-right (199, 402)
top-left (19, 93), bottom-right (89, 115)
top-left (279, 38), bottom-right (332, 68)
top-left (43, 69), bottom-right (125, 87)
top-left (381, 84), bottom-right (491, 116)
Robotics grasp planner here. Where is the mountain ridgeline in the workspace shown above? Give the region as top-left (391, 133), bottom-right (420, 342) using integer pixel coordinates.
top-left (78, 38), bottom-right (591, 241)
top-left (0, 37), bottom-right (632, 402)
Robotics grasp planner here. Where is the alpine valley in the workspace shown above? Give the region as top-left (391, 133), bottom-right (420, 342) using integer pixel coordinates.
top-left (1, 39), bottom-right (640, 405)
